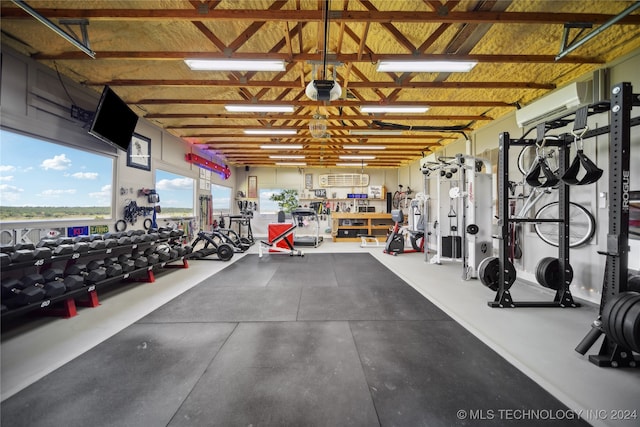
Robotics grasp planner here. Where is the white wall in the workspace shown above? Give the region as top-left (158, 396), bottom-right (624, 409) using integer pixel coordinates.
top-left (0, 45), bottom-right (233, 243)
top-left (399, 48), bottom-right (640, 303)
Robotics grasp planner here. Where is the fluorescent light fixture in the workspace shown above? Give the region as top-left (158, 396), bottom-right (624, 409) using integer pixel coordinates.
top-left (339, 155), bottom-right (376, 160)
top-left (360, 105), bottom-right (429, 113)
top-left (225, 105), bottom-right (294, 113)
top-left (269, 155), bottom-right (305, 159)
top-left (260, 144), bottom-right (303, 149)
top-left (376, 60), bottom-right (477, 73)
top-left (343, 145), bottom-right (386, 150)
top-left (244, 129), bottom-right (297, 135)
top-left (349, 130), bottom-right (403, 136)
top-left (336, 163), bottom-right (368, 167)
top-left (185, 59), bottom-right (286, 71)
top-left (275, 162), bottom-right (307, 166)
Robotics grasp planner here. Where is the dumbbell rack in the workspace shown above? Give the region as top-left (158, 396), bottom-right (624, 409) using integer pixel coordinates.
top-left (1, 232), bottom-right (190, 321)
top-left (491, 81), bottom-right (639, 308)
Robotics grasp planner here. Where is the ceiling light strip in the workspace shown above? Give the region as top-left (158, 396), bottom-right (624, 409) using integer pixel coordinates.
top-left (185, 59), bottom-right (285, 71)
top-left (244, 129), bottom-right (297, 135)
top-left (342, 145), bottom-right (386, 150)
top-left (260, 144), bottom-right (304, 150)
top-left (376, 60), bottom-right (477, 73)
top-left (226, 105), bottom-right (294, 112)
top-left (360, 106), bottom-right (429, 113)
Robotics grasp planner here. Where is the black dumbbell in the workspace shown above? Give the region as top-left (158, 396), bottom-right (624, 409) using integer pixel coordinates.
top-left (146, 253), bottom-right (160, 265)
top-left (55, 237), bottom-right (73, 245)
top-left (87, 259), bottom-right (123, 277)
top-left (0, 252), bottom-right (10, 266)
top-left (10, 249), bottom-right (35, 263)
top-left (1, 278), bottom-right (46, 305)
top-left (65, 263), bottom-right (107, 284)
top-left (89, 239), bottom-right (107, 250)
top-left (133, 256), bottom-right (148, 269)
top-left (154, 245), bottom-right (171, 261)
top-left (73, 242), bottom-right (90, 253)
top-left (41, 268), bottom-right (85, 292)
top-left (21, 273), bottom-right (67, 298)
top-left (52, 244), bottom-right (74, 256)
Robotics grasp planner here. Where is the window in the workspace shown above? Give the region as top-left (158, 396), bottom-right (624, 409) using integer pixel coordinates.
top-left (211, 184), bottom-right (232, 214)
top-left (0, 128), bottom-right (113, 221)
top-left (154, 169), bottom-right (194, 217)
top-left (259, 188), bottom-right (282, 215)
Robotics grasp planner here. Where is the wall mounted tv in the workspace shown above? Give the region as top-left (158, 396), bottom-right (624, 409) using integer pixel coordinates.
top-left (89, 86), bottom-right (139, 151)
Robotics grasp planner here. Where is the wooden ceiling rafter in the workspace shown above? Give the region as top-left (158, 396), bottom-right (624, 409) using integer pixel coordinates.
top-left (99, 78), bottom-right (554, 90)
top-left (4, 8), bottom-right (640, 25)
top-left (144, 112), bottom-right (493, 121)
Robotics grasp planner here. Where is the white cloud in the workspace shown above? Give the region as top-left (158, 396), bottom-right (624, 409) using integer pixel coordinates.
top-left (0, 184), bottom-right (23, 203)
top-left (156, 177), bottom-right (194, 191)
top-left (39, 189), bottom-right (76, 197)
top-left (71, 172), bottom-right (99, 180)
top-left (41, 154), bottom-right (72, 171)
top-left (88, 184), bottom-right (112, 204)
top-left (0, 165), bottom-right (16, 173)
top-left (0, 175), bottom-right (14, 182)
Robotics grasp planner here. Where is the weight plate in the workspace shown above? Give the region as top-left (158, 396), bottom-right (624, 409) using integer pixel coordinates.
top-left (535, 257), bottom-right (573, 290)
top-left (479, 257), bottom-right (516, 292)
top-left (612, 293), bottom-right (640, 350)
top-left (479, 257), bottom-right (499, 291)
top-left (603, 292), bottom-right (640, 349)
top-left (621, 296), bottom-right (640, 353)
top-left (217, 244), bottom-right (234, 261)
top-left (466, 224), bottom-right (479, 235)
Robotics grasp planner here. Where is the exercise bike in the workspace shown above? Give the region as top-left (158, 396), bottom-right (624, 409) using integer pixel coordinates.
top-left (384, 209), bottom-right (424, 255)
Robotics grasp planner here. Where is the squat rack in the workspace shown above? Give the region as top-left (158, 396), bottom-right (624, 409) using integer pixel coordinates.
top-left (491, 81), bottom-right (639, 309)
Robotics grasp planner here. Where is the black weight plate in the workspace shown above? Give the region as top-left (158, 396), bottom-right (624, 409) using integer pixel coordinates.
top-left (612, 293), bottom-right (640, 350)
top-left (621, 295), bottom-right (640, 353)
top-left (628, 275), bottom-right (640, 292)
top-left (601, 293), bottom-right (625, 346)
top-left (603, 293), bottom-right (640, 349)
top-left (217, 244), bottom-right (234, 261)
top-left (478, 257), bottom-right (499, 291)
top-left (535, 257), bottom-right (554, 289)
top-left (479, 257), bottom-right (515, 291)
top-left (466, 224), bottom-right (479, 235)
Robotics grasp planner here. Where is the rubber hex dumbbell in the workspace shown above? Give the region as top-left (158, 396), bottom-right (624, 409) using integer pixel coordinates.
top-left (20, 273), bottom-right (66, 298)
top-left (1, 278), bottom-right (46, 305)
top-left (41, 268), bottom-right (85, 292)
top-left (65, 263), bottom-right (107, 284)
top-left (87, 259), bottom-right (123, 277)
top-left (117, 254), bottom-right (135, 273)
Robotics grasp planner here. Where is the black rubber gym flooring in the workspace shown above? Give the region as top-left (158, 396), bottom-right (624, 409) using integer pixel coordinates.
top-left (1, 253), bottom-right (589, 426)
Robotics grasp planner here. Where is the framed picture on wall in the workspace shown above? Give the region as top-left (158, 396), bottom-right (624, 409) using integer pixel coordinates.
top-left (127, 133), bottom-right (151, 171)
top-left (248, 176), bottom-right (258, 198)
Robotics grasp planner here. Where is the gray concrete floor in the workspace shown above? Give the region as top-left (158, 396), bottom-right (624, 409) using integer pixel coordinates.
top-left (1, 240), bottom-right (639, 427)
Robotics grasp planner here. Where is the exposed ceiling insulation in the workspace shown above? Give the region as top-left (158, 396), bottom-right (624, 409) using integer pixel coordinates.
top-left (2, 0), bottom-right (640, 168)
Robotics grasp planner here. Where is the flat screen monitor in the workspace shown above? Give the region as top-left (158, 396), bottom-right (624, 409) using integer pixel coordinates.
top-left (89, 86), bottom-right (138, 151)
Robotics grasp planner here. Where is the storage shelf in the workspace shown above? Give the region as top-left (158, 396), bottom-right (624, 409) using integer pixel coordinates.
top-left (331, 212), bottom-right (392, 242)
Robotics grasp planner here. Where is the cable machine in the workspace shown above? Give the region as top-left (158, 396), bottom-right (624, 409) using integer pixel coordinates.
top-left (421, 155), bottom-right (493, 279)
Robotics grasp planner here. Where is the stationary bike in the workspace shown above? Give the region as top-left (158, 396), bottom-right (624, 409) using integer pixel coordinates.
top-left (384, 209), bottom-right (424, 255)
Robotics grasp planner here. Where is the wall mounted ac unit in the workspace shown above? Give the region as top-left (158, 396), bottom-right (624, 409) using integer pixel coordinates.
top-left (515, 81), bottom-right (593, 128)
top-left (319, 173), bottom-right (369, 187)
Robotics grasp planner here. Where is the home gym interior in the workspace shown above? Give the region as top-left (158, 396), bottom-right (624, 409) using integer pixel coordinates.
top-left (1, 1), bottom-right (640, 426)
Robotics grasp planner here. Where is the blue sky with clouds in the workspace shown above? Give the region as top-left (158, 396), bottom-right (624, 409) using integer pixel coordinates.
top-left (0, 129), bottom-right (113, 207)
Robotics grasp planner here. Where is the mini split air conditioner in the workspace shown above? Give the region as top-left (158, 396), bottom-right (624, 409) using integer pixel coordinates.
top-left (515, 81), bottom-right (593, 128)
